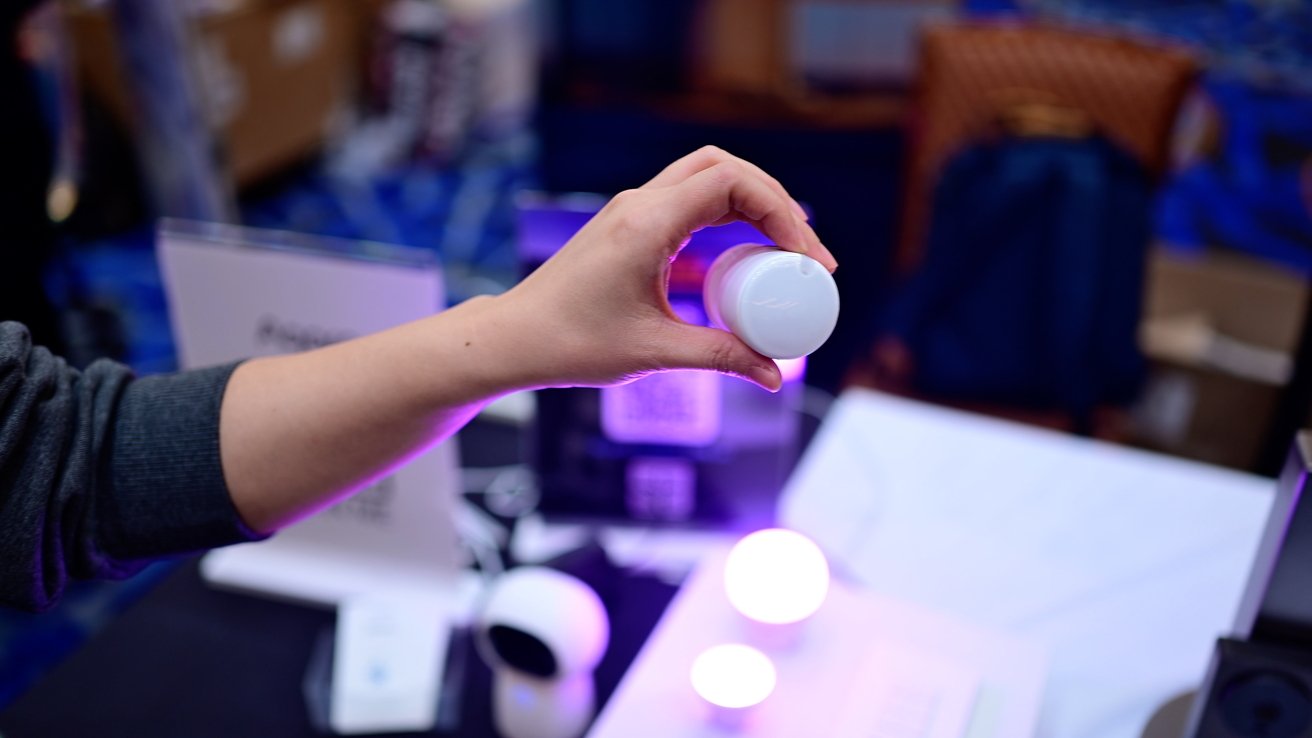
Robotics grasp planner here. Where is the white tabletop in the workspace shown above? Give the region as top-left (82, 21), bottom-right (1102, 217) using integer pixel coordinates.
top-left (779, 389), bottom-right (1275, 738)
top-left (589, 546), bottom-right (1049, 738)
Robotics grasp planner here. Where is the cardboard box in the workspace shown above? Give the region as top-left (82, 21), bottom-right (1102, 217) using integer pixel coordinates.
top-left (690, 0), bottom-right (792, 98)
top-left (67, 0), bottom-right (356, 187)
top-left (1132, 246), bottom-right (1308, 470)
top-left (691, 0), bottom-right (957, 98)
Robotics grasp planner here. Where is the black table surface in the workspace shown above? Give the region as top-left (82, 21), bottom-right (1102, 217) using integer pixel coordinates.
top-left (0, 556), bottom-right (677, 737)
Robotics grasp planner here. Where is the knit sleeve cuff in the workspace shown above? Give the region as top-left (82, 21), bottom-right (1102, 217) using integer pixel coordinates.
top-left (99, 362), bottom-right (268, 561)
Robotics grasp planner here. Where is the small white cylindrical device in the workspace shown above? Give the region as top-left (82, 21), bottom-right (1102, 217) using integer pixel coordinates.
top-left (690, 643), bottom-right (777, 728)
top-left (475, 567), bottom-right (611, 738)
top-left (703, 244), bottom-right (840, 360)
top-left (724, 528), bottom-right (830, 628)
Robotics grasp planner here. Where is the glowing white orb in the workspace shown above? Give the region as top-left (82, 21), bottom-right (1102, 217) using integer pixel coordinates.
top-left (690, 644), bottom-right (777, 709)
top-left (724, 528), bottom-right (829, 625)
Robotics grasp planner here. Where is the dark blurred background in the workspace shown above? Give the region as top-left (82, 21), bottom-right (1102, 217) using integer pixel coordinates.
top-left (1, 0), bottom-right (1311, 708)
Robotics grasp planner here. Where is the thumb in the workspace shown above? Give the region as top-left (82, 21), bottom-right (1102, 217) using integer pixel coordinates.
top-left (659, 323), bottom-right (783, 392)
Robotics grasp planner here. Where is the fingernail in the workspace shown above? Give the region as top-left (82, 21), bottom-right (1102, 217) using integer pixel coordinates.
top-left (792, 200), bottom-right (810, 221)
top-left (816, 240), bottom-right (838, 272)
top-left (748, 365), bottom-right (781, 392)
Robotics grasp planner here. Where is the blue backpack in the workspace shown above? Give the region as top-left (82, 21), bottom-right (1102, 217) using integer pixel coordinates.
top-left (883, 133), bottom-right (1152, 428)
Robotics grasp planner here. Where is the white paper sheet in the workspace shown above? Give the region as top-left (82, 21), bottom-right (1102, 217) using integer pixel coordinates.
top-left (780, 389), bottom-right (1274, 738)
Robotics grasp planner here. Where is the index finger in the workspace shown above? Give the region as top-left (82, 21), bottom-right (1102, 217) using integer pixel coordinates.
top-left (651, 152), bottom-right (836, 272)
top-left (642, 145), bottom-right (810, 222)
top-left (659, 160), bottom-right (811, 258)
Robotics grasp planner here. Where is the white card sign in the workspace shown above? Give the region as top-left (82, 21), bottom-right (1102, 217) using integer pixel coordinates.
top-left (158, 220), bottom-right (468, 606)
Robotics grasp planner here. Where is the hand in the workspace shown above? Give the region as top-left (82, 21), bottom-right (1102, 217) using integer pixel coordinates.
top-left (492, 146), bottom-right (838, 392)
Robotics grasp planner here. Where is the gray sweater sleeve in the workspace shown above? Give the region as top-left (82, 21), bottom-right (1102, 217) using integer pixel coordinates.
top-left (0, 321), bottom-right (266, 611)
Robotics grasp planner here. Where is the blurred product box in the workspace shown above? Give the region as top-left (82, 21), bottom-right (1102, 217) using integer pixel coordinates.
top-left (691, 0), bottom-right (957, 99)
top-left (66, 0), bottom-right (357, 187)
top-left (1133, 246), bottom-right (1308, 470)
top-left (361, 0), bottom-right (537, 164)
top-left (690, 0), bottom-right (789, 98)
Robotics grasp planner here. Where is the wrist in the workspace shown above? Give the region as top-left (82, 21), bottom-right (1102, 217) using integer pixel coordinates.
top-left (421, 292), bottom-right (561, 401)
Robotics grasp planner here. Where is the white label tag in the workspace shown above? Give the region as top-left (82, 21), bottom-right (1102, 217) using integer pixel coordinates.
top-left (330, 592), bottom-right (451, 734)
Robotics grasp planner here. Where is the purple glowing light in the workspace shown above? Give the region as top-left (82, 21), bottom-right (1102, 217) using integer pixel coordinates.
top-left (690, 644), bottom-right (777, 709)
top-left (724, 528), bottom-right (830, 625)
top-left (601, 370), bottom-right (722, 446)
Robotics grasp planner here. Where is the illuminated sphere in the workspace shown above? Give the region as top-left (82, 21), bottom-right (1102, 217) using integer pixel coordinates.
top-left (724, 528), bottom-right (830, 625)
top-left (689, 644), bottom-right (777, 709)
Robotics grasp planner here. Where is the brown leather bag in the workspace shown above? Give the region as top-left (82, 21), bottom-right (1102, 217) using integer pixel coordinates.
top-left (897, 22), bottom-right (1198, 272)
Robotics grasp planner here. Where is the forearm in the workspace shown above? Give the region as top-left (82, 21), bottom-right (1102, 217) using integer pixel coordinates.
top-left (220, 294), bottom-right (535, 533)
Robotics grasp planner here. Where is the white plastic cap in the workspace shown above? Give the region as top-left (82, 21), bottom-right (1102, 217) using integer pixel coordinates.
top-left (703, 244), bottom-right (840, 360)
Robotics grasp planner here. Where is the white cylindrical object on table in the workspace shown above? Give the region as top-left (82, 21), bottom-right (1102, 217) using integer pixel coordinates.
top-left (689, 643), bottom-right (777, 730)
top-left (723, 527), bottom-right (831, 651)
top-left (476, 567), bottom-right (611, 738)
top-left (703, 244), bottom-right (840, 360)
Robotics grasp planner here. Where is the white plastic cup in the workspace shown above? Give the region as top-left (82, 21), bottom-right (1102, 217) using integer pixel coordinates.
top-left (703, 244), bottom-right (840, 360)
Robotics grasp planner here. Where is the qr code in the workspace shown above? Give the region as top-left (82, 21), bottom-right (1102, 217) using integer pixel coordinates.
top-left (601, 371), bottom-right (721, 446)
top-left (626, 457), bottom-right (697, 522)
top-left (325, 476), bottom-right (396, 525)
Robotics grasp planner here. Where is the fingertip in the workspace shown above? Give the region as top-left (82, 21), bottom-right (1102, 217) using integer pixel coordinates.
top-left (747, 363), bottom-right (783, 392)
top-left (775, 224), bottom-right (835, 272)
top-left (792, 200), bottom-right (810, 221)
top-left (812, 241), bottom-right (839, 272)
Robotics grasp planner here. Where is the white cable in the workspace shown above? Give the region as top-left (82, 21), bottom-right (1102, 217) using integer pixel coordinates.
top-left (456, 498), bottom-right (507, 582)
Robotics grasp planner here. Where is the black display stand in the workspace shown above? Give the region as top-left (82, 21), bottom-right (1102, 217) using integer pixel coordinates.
top-left (1146, 433), bottom-right (1312, 738)
top-left (0, 558), bottom-right (676, 737)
